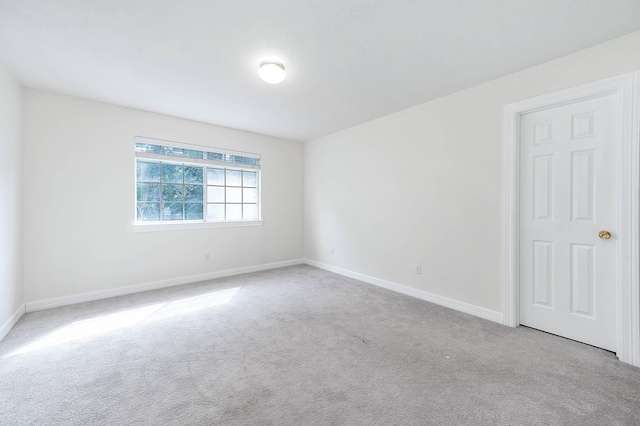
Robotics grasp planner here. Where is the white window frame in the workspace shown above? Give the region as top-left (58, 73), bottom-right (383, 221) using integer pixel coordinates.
top-left (131, 136), bottom-right (262, 232)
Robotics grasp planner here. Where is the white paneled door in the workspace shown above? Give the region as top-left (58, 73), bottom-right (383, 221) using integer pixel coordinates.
top-left (519, 93), bottom-right (618, 351)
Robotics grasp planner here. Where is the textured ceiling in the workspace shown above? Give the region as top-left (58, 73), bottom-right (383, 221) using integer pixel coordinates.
top-left (1, 0), bottom-right (640, 141)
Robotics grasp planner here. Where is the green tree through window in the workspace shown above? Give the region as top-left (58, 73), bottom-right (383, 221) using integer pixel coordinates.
top-left (136, 161), bottom-right (205, 221)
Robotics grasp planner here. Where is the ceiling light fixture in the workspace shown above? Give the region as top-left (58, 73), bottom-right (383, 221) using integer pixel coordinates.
top-left (259, 61), bottom-right (286, 84)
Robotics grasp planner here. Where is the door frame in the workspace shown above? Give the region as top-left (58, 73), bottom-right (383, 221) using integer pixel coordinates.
top-left (503, 72), bottom-right (640, 367)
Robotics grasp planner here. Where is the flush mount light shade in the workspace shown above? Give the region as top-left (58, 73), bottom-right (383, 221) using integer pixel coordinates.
top-left (259, 61), bottom-right (286, 84)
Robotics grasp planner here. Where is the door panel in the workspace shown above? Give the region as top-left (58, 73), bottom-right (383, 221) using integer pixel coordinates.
top-left (532, 240), bottom-right (553, 307)
top-left (570, 243), bottom-right (595, 317)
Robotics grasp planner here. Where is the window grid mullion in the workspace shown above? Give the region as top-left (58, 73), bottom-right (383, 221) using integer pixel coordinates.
top-left (241, 171), bottom-right (244, 219)
top-left (160, 163), bottom-right (164, 221)
top-left (224, 168), bottom-right (227, 220)
top-left (182, 164), bottom-right (185, 221)
top-left (203, 166), bottom-right (208, 221)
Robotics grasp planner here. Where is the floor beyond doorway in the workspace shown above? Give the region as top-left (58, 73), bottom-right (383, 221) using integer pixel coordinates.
top-left (1, 265), bottom-right (638, 425)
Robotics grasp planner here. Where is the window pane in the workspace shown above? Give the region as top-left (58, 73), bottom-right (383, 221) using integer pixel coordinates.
top-left (226, 204), bottom-right (242, 220)
top-left (135, 143), bottom-right (163, 154)
top-left (137, 183), bottom-right (160, 202)
top-left (185, 204), bottom-right (203, 220)
top-left (207, 168), bottom-right (225, 185)
top-left (226, 170), bottom-right (242, 186)
top-left (243, 204), bottom-right (258, 220)
top-left (159, 146), bottom-right (203, 159)
top-left (226, 187), bottom-right (241, 203)
top-left (184, 185), bottom-right (203, 202)
top-left (207, 186), bottom-right (225, 203)
top-left (162, 184), bottom-right (184, 202)
top-left (182, 149), bottom-right (204, 159)
top-left (243, 188), bottom-right (257, 203)
top-left (242, 158), bottom-right (258, 165)
top-left (161, 203), bottom-right (184, 221)
top-left (136, 161), bottom-right (160, 182)
top-left (207, 152), bottom-right (225, 161)
top-left (184, 166), bottom-right (204, 184)
top-left (162, 164), bottom-right (183, 183)
top-left (207, 204), bottom-right (225, 220)
top-left (137, 203), bottom-right (160, 221)
top-left (243, 171), bottom-right (257, 187)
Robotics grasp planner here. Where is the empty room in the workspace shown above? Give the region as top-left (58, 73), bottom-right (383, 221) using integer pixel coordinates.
top-left (2, 1), bottom-right (640, 424)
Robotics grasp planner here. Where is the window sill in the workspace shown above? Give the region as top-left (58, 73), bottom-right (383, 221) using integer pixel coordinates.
top-left (131, 220), bottom-right (263, 232)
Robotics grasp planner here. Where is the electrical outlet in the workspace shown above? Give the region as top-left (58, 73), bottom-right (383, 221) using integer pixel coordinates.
top-left (415, 264), bottom-right (421, 274)
top-left (204, 253), bottom-right (211, 261)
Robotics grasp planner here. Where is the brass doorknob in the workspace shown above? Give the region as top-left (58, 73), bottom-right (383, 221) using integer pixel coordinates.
top-left (599, 230), bottom-right (612, 239)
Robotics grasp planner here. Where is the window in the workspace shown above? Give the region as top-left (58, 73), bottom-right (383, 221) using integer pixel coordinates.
top-left (134, 137), bottom-right (261, 227)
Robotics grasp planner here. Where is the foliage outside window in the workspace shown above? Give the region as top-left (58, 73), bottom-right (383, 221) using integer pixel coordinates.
top-left (134, 137), bottom-right (260, 224)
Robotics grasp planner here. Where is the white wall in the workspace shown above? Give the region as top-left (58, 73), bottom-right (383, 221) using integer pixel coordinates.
top-left (23, 90), bottom-right (304, 303)
top-left (305, 30), bottom-right (640, 313)
top-left (0, 62), bottom-right (23, 328)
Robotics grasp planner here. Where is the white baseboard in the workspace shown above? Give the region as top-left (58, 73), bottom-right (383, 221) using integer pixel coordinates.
top-left (0, 304), bottom-right (26, 342)
top-left (304, 259), bottom-right (504, 324)
top-left (25, 259), bottom-right (305, 313)
top-left (23, 258), bottom-right (504, 325)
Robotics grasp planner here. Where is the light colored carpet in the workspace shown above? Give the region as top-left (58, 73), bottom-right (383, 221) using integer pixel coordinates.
top-left (1, 265), bottom-right (639, 425)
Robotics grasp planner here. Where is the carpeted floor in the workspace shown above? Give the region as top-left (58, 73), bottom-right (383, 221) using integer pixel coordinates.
top-left (1, 265), bottom-right (639, 425)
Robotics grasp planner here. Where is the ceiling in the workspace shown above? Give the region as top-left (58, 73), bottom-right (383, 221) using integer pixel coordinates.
top-left (1, 1), bottom-right (640, 142)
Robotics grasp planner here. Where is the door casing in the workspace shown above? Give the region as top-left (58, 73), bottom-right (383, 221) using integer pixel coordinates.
top-left (503, 72), bottom-right (640, 367)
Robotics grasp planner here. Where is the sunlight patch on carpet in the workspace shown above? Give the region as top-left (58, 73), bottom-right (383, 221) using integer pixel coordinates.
top-left (5, 287), bottom-right (240, 358)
